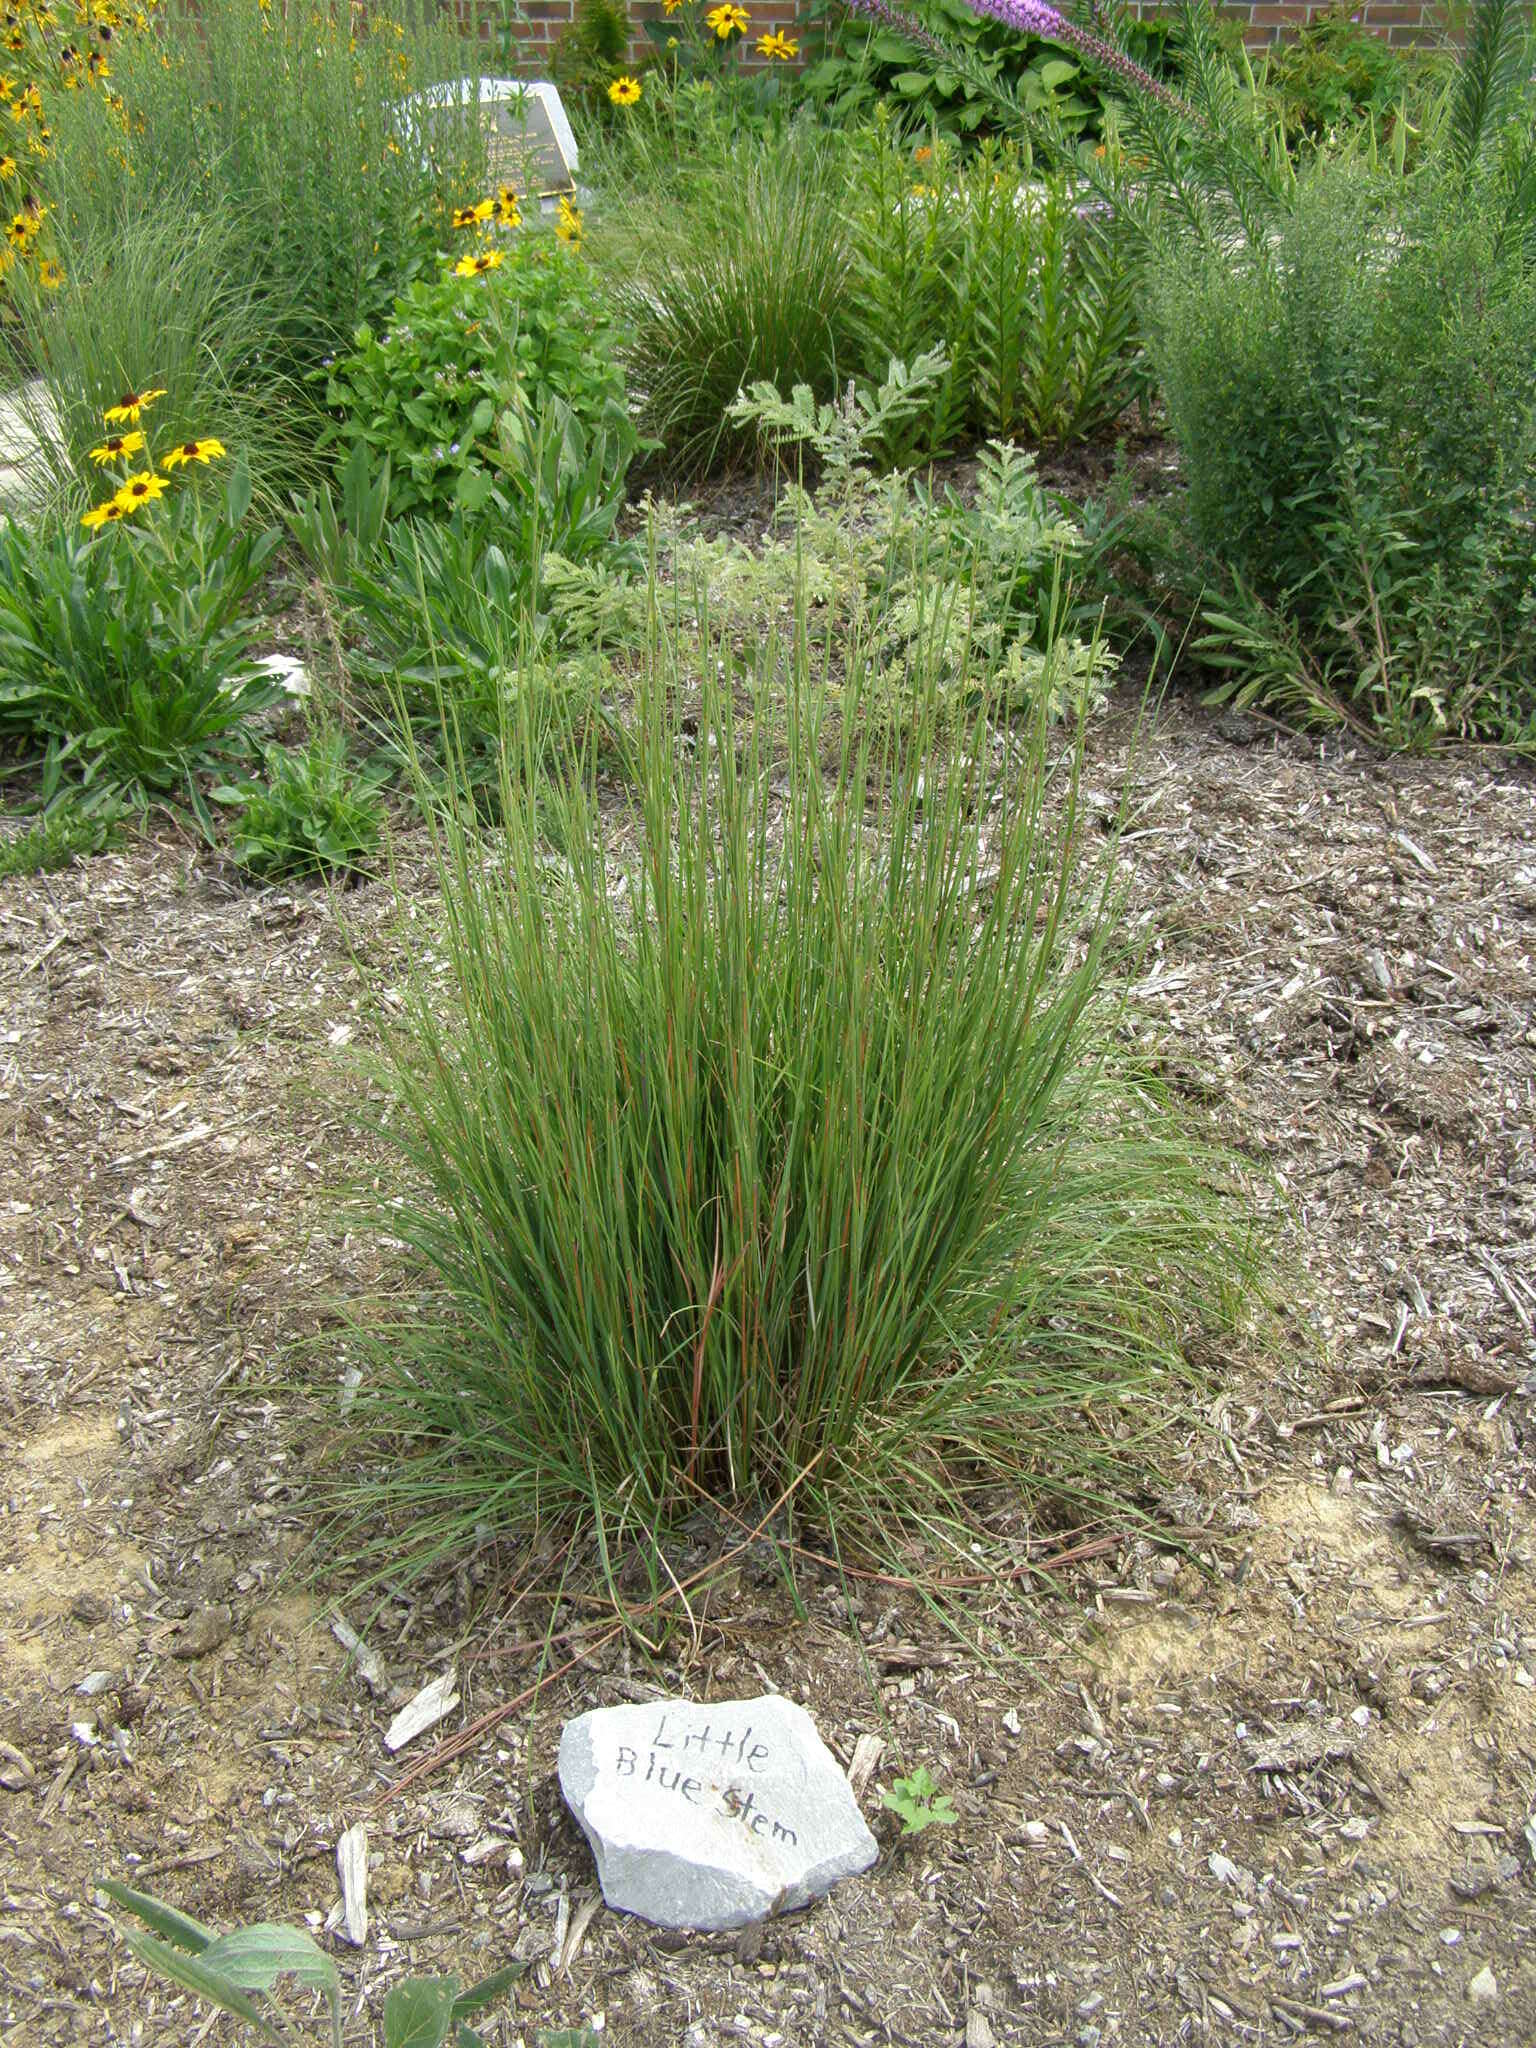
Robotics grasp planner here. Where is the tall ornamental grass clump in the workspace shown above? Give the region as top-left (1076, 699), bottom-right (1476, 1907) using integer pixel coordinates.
top-left (591, 122), bottom-right (854, 473)
top-left (331, 553), bottom-right (1262, 1585)
top-left (36, 0), bottom-right (488, 391)
top-left (2, 208), bottom-right (302, 513)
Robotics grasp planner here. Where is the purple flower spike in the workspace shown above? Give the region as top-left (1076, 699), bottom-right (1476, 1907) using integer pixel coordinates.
top-left (840, 0), bottom-right (1187, 116)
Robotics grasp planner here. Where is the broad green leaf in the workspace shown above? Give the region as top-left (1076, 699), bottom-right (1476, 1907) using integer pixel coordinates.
top-left (119, 1927), bottom-right (281, 2040)
top-left (384, 1976), bottom-right (459, 2048)
top-left (200, 1924), bottom-right (341, 2007)
top-left (1037, 58), bottom-right (1079, 87)
top-left (451, 1960), bottom-right (527, 2017)
top-left (97, 1879), bottom-right (215, 1954)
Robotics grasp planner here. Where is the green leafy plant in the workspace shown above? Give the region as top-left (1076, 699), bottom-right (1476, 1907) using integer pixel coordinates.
top-left (883, 1765), bottom-right (958, 1835)
top-left (0, 795), bottom-right (119, 879)
top-left (97, 1878), bottom-right (523, 2048)
top-left (343, 397), bottom-right (640, 678)
top-left (323, 489), bottom-right (1261, 1591)
top-left (553, 0), bottom-right (633, 114)
top-left (798, 0), bottom-right (1173, 141)
top-left (0, 467), bottom-right (281, 816)
top-left (727, 360), bottom-right (1104, 728)
top-left (1258, 5), bottom-right (1444, 149)
top-left (287, 438), bottom-right (395, 590)
top-left (323, 238), bottom-right (633, 522)
top-left (843, 125), bottom-right (1148, 455)
top-left (215, 733), bottom-right (389, 882)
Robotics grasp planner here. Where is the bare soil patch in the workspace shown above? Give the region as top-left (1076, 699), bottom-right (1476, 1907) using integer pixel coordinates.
top-left (1, 695), bottom-right (1533, 2046)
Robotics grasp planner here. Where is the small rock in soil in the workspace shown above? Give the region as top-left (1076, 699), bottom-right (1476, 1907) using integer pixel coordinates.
top-left (558, 1693), bottom-right (878, 1932)
top-left (171, 1604), bottom-right (234, 1659)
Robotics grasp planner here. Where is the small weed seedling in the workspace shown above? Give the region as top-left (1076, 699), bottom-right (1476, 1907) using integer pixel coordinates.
top-left (883, 1766), bottom-right (958, 1838)
top-left (98, 1878), bottom-right (523, 2047)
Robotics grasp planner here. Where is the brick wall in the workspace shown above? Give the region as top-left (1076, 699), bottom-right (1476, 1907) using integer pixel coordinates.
top-left (1211, 2), bottom-right (1444, 49)
top-left (483, 0), bottom-right (1448, 76)
top-left (458, 0), bottom-right (807, 72)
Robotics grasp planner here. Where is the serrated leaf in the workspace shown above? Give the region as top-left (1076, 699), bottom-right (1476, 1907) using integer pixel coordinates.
top-left (119, 1927), bottom-right (281, 2039)
top-left (97, 1879), bottom-right (215, 1954)
top-left (384, 1976), bottom-right (459, 2048)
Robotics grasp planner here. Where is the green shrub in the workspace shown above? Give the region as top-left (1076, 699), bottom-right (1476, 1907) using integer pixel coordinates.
top-left (327, 498), bottom-right (1260, 1586)
top-left (216, 733), bottom-right (388, 882)
top-left (594, 122), bottom-right (854, 474)
top-left (323, 236), bottom-right (633, 521)
top-left (0, 470), bottom-right (281, 814)
top-left (1259, 5), bottom-right (1447, 148)
top-left (1145, 165), bottom-right (1536, 743)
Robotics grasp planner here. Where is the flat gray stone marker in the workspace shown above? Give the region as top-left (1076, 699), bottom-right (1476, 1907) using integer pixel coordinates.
top-left (558, 1694), bottom-right (878, 1931)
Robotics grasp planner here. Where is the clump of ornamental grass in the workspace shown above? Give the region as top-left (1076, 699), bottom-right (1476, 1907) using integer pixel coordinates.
top-left (3, 205), bottom-right (306, 515)
top-left (37, 0), bottom-right (488, 390)
top-left (324, 544), bottom-right (1265, 1597)
top-left (590, 122), bottom-right (854, 474)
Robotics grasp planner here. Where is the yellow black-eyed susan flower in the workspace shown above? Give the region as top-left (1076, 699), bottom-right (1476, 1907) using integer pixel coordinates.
top-left (755, 27), bottom-right (795, 56)
top-left (608, 73), bottom-right (640, 104)
top-left (451, 246), bottom-right (503, 278)
top-left (103, 385), bottom-right (165, 423)
top-left (450, 201), bottom-right (489, 229)
top-left (81, 497), bottom-right (125, 530)
top-left (0, 154), bottom-right (14, 177)
top-left (556, 194), bottom-right (581, 246)
top-left (704, 3), bottom-right (748, 36)
top-left (37, 255), bottom-right (62, 286)
top-left (3, 208), bottom-right (33, 245)
top-left (161, 436), bottom-right (225, 468)
top-left (88, 429), bottom-right (144, 462)
top-left (111, 469), bottom-right (167, 511)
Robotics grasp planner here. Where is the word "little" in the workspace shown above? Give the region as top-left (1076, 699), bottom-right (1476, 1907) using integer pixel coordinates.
top-left (645, 1714), bottom-right (771, 1771)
